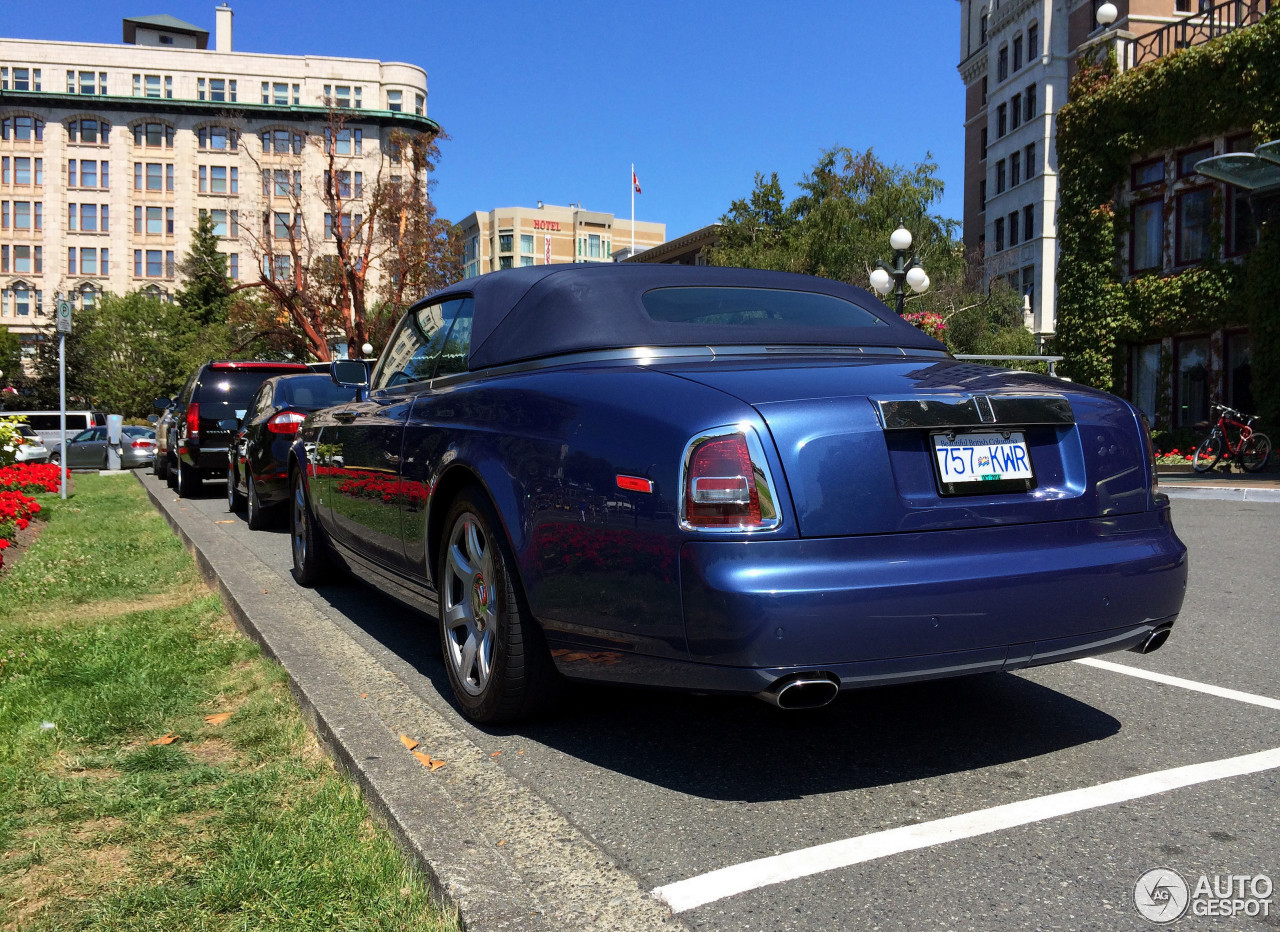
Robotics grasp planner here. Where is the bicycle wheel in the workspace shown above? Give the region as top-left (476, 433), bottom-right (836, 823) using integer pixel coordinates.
top-left (1192, 435), bottom-right (1222, 473)
top-left (1239, 433), bottom-right (1271, 473)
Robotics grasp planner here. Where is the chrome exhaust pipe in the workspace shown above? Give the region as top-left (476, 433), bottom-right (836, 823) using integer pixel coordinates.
top-left (757, 672), bottom-right (840, 710)
top-left (1130, 622), bottom-right (1174, 655)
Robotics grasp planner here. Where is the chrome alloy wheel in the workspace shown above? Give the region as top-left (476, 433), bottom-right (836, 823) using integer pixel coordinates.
top-left (442, 512), bottom-right (497, 697)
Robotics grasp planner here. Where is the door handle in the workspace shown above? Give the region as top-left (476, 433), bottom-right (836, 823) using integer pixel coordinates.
top-left (333, 410), bottom-right (361, 423)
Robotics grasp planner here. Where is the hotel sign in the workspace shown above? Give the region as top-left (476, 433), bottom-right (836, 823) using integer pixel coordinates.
top-left (533, 220), bottom-right (561, 231)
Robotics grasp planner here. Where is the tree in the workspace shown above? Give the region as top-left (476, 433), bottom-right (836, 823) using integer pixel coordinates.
top-left (0, 328), bottom-right (21, 391)
top-left (239, 108), bottom-right (461, 361)
top-left (176, 212), bottom-right (232, 325)
top-left (710, 146), bottom-right (1033, 355)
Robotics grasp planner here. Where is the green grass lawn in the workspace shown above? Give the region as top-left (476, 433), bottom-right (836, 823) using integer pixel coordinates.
top-left (0, 475), bottom-right (458, 931)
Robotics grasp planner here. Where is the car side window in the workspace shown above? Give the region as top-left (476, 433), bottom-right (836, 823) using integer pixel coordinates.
top-left (432, 299), bottom-right (474, 379)
top-left (372, 297), bottom-right (473, 391)
top-left (250, 384), bottom-right (272, 419)
top-left (72, 429), bottom-right (94, 443)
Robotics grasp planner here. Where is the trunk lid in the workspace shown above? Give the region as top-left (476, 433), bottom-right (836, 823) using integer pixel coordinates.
top-left (659, 356), bottom-right (1150, 537)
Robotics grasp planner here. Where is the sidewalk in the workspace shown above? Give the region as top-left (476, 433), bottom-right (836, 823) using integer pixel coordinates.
top-left (1157, 465), bottom-right (1280, 502)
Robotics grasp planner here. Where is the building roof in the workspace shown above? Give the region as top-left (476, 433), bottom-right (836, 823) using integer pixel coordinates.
top-left (122, 14), bottom-right (209, 47)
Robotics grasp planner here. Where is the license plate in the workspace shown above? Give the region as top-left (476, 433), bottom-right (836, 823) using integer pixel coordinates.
top-left (932, 431), bottom-right (1035, 495)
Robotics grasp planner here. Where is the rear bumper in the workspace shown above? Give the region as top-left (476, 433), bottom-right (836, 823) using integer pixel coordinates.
top-left (675, 506), bottom-right (1187, 686)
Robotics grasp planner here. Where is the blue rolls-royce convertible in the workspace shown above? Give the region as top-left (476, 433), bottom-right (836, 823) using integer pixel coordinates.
top-left (288, 265), bottom-right (1187, 723)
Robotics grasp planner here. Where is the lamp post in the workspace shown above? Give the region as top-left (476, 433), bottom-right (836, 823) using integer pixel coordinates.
top-left (869, 224), bottom-right (930, 316)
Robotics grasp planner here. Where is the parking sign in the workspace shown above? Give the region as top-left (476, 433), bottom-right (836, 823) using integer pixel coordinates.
top-left (56, 299), bottom-right (72, 334)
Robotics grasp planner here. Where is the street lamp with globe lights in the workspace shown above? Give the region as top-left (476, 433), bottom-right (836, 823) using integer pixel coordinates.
top-left (1096, 2), bottom-right (1118, 27)
top-left (869, 224), bottom-right (930, 316)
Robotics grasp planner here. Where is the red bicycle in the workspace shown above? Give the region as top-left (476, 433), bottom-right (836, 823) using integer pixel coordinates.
top-left (1192, 403), bottom-right (1272, 473)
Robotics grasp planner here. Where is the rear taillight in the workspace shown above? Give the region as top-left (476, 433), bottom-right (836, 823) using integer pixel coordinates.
top-left (186, 402), bottom-right (200, 442)
top-left (130, 439), bottom-right (154, 449)
top-left (267, 410), bottom-right (307, 435)
top-left (680, 426), bottom-right (781, 532)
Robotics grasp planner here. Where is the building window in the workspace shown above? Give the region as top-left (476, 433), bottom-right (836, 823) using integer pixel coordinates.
top-left (387, 90), bottom-right (402, 111)
top-left (1225, 332), bottom-right (1254, 413)
top-left (979, 179), bottom-right (987, 210)
top-left (1129, 342), bottom-right (1161, 422)
top-left (1174, 336), bottom-right (1211, 428)
top-left (324, 128), bottom-right (362, 155)
top-left (996, 159), bottom-right (1006, 194)
top-left (997, 45), bottom-right (1008, 81)
top-left (197, 77), bottom-right (236, 102)
top-left (1024, 84), bottom-right (1036, 121)
top-left (1011, 151), bottom-right (1021, 187)
top-left (1013, 35), bottom-right (1023, 72)
top-left (1008, 210), bottom-right (1019, 247)
top-left (6, 156), bottom-right (41, 186)
top-left (980, 13), bottom-right (988, 45)
top-left (68, 160), bottom-right (109, 189)
top-left (1177, 144), bottom-right (1214, 178)
top-left (67, 70), bottom-right (107, 95)
top-left (262, 129), bottom-right (304, 155)
top-left (1021, 265), bottom-right (1035, 306)
top-left (67, 119), bottom-right (109, 145)
top-left (498, 232), bottom-right (513, 253)
top-left (981, 76), bottom-right (987, 104)
top-left (520, 233), bottom-right (534, 253)
top-left (133, 74), bottom-right (173, 98)
top-left (324, 85), bottom-right (362, 109)
top-left (1023, 204), bottom-right (1034, 241)
top-left (1130, 199), bottom-right (1163, 272)
top-left (134, 122), bottom-right (176, 148)
top-left (1011, 93), bottom-right (1022, 130)
top-left (198, 126), bottom-right (238, 151)
top-left (415, 94), bottom-right (425, 115)
top-left (5, 68), bottom-right (41, 91)
top-left (1132, 159), bottom-right (1165, 189)
top-left (997, 103), bottom-right (1007, 137)
top-left (1027, 24), bottom-right (1039, 61)
top-left (994, 217), bottom-right (1005, 252)
top-left (1, 116), bottom-right (44, 141)
top-left (1024, 143), bottom-right (1036, 178)
top-left (980, 127), bottom-right (988, 161)
top-left (1226, 135), bottom-right (1256, 257)
top-left (1176, 188), bottom-right (1211, 265)
top-left (229, 253), bottom-right (239, 280)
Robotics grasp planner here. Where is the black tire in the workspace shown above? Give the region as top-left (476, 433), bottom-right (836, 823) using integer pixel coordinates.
top-left (246, 471), bottom-right (272, 530)
top-left (176, 459), bottom-right (200, 497)
top-left (165, 453), bottom-right (178, 489)
top-left (437, 489), bottom-right (557, 724)
top-left (227, 457), bottom-right (246, 512)
top-left (1240, 433), bottom-right (1272, 473)
top-left (290, 469), bottom-right (329, 586)
top-left (155, 450), bottom-right (169, 480)
top-left (1192, 435), bottom-right (1222, 473)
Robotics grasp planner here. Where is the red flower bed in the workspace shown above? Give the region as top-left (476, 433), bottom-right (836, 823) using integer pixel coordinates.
top-left (0, 463), bottom-right (57, 569)
top-left (0, 462), bottom-right (61, 494)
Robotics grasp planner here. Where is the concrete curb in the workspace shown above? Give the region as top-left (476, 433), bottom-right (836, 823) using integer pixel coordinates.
top-left (136, 472), bottom-right (683, 932)
top-left (1160, 486), bottom-right (1280, 502)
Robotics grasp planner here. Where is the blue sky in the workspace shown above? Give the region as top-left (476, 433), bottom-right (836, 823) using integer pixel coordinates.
top-left (12, 1), bottom-right (966, 241)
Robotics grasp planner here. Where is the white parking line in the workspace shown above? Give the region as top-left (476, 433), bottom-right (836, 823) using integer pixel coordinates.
top-left (1074, 657), bottom-right (1280, 711)
top-left (652, 747), bottom-right (1280, 914)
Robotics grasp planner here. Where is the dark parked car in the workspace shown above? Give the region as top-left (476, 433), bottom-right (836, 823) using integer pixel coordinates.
top-left (227, 373), bottom-right (360, 528)
top-left (288, 265), bottom-right (1188, 723)
top-left (152, 403), bottom-right (177, 480)
top-left (158, 360), bottom-right (311, 496)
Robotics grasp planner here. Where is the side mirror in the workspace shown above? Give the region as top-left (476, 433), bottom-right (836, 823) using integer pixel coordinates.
top-left (331, 359), bottom-right (369, 389)
top-left (147, 414), bottom-right (159, 425)
top-left (153, 397), bottom-right (172, 410)
top-left (216, 417), bottom-right (241, 431)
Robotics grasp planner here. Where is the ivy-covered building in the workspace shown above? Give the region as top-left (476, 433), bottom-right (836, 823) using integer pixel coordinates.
top-left (1054, 3), bottom-right (1279, 435)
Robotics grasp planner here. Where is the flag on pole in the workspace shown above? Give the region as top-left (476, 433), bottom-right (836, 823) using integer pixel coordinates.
top-left (633, 170), bottom-right (642, 194)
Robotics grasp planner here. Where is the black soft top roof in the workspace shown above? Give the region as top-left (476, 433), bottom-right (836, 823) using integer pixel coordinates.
top-left (419, 264), bottom-right (944, 371)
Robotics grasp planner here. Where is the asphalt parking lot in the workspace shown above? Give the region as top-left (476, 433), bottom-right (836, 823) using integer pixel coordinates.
top-left (139, 471), bottom-right (1279, 931)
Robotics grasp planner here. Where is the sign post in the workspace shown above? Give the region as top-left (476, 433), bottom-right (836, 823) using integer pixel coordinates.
top-left (56, 299), bottom-right (71, 499)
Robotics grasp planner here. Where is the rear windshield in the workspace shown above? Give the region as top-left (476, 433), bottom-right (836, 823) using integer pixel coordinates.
top-left (640, 287), bottom-right (888, 329)
top-left (274, 375), bottom-right (360, 410)
top-left (200, 369), bottom-right (304, 407)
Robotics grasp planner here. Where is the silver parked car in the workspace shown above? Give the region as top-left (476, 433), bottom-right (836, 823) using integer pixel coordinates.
top-left (3, 424), bottom-right (51, 463)
top-left (53, 426), bottom-right (157, 469)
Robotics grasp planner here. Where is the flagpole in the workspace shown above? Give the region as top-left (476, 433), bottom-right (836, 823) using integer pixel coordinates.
top-left (631, 163), bottom-right (636, 253)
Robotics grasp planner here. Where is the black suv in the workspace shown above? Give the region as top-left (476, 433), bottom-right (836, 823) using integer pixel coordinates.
top-left (159, 360), bottom-right (310, 496)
